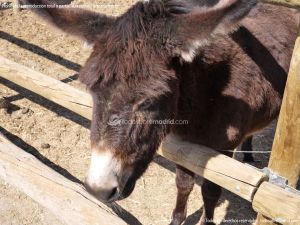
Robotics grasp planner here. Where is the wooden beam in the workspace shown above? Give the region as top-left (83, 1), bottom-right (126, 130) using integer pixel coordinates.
top-left (158, 135), bottom-right (267, 201)
top-left (0, 56), bottom-right (92, 119)
top-left (260, 0), bottom-right (300, 8)
top-left (253, 182), bottom-right (300, 224)
top-left (0, 134), bottom-right (127, 225)
top-left (255, 28), bottom-right (300, 225)
top-left (268, 36), bottom-right (300, 188)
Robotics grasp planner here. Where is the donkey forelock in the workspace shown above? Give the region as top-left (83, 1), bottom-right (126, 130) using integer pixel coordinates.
top-left (79, 1), bottom-right (177, 91)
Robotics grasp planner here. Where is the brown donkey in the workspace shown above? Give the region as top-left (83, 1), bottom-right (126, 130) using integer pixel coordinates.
top-left (21, 0), bottom-right (298, 224)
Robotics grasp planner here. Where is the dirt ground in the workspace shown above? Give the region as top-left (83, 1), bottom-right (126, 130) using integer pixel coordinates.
top-left (0, 1), bottom-right (298, 225)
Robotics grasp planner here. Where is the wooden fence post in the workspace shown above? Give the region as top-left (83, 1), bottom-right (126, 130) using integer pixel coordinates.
top-left (255, 25), bottom-right (300, 225)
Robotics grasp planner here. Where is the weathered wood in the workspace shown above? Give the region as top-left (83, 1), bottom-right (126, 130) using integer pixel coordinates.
top-left (253, 182), bottom-right (300, 224)
top-left (255, 30), bottom-right (300, 225)
top-left (268, 36), bottom-right (300, 188)
top-left (0, 134), bottom-right (127, 225)
top-left (255, 215), bottom-right (272, 225)
top-left (158, 135), bottom-right (267, 201)
top-left (260, 0), bottom-right (300, 8)
top-left (0, 56), bottom-right (92, 119)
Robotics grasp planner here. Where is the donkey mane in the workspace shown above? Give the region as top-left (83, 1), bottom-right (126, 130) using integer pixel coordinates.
top-left (79, 1), bottom-right (182, 92)
top-left (112, 1), bottom-right (168, 44)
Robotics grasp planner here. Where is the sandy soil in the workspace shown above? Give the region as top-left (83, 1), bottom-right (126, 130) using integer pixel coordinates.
top-left (0, 1), bottom-right (297, 225)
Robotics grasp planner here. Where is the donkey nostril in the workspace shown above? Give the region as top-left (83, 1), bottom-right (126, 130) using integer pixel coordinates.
top-left (85, 182), bottom-right (119, 203)
top-left (97, 187), bottom-right (119, 203)
top-left (108, 187), bottom-right (118, 200)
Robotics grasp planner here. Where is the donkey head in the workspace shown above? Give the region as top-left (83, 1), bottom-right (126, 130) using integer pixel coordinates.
top-left (83, 0), bottom-right (256, 203)
top-left (24, 0), bottom-right (256, 203)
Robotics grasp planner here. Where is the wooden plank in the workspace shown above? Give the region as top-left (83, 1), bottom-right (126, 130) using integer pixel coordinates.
top-left (260, 0), bottom-right (300, 8)
top-left (0, 134), bottom-right (127, 225)
top-left (253, 182), bottom-right (300, 224)
top-left (268, 36), bottom-right (300, 188)
top-left (158, 135), bottom-right (267, 201)
top-left (255, 30), bottom-right (300, 225)
top-left (0, 56), bottom-right (92, 119)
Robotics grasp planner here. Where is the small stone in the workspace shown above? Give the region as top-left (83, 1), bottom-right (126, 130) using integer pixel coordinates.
top-left (11, 111), bottom-right (22, 120)
top-left (0, 98), bottom-right (10, 109)
top-left (41, 143), bottom-right (51, 149)
top-left (21, 107), bottom-right (30, 114)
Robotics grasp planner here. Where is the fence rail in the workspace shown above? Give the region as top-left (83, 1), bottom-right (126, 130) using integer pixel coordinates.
top-left (0, 134), bottom-right (126, 225)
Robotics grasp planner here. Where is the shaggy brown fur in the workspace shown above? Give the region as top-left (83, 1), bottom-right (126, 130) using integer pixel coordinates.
top-left (23, 0), bottom-right (298, 224)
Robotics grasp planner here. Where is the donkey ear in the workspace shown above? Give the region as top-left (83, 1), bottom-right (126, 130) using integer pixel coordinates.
top-left (78, 51), bottom-right (103, 88)
top-left (20, 0), bottom-right (114, 43)
top-left (165, 0), bottom-right (257, 61)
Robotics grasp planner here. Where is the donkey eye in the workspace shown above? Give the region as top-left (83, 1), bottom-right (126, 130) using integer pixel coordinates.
top-left (136, 99), bottom-right (153, 111)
